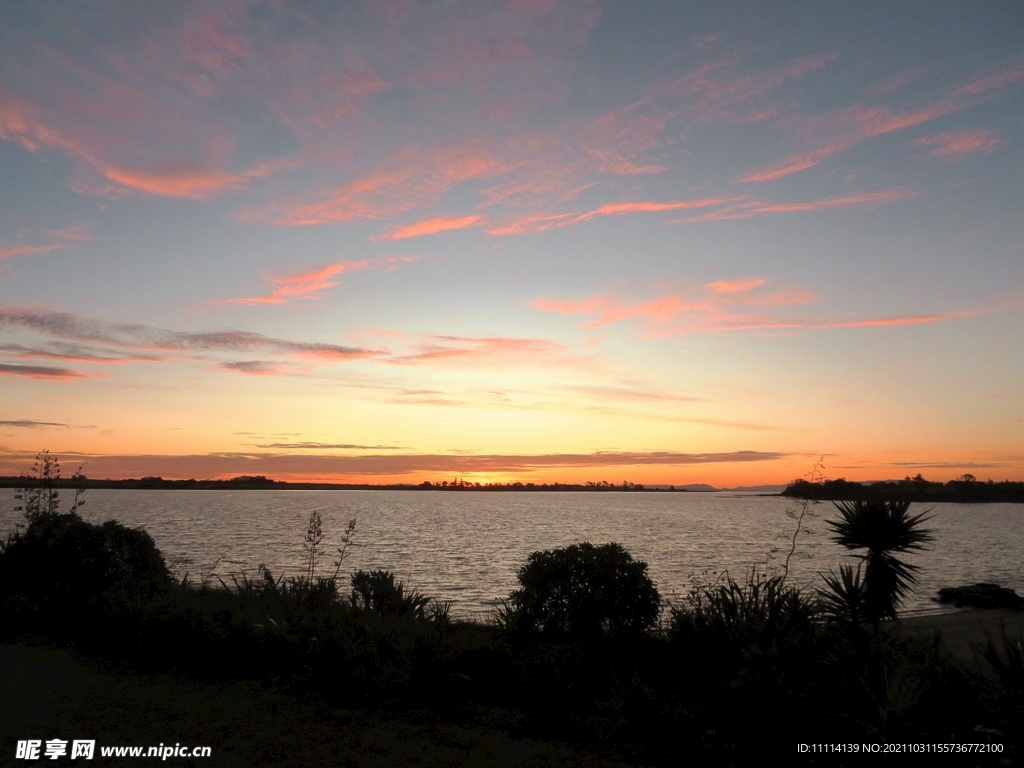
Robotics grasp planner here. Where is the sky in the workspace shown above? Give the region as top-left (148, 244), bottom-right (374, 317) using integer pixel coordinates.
top-left (1, 0), bottom-right (1022, 486)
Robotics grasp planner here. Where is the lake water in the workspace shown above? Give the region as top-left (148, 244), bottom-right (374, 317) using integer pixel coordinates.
top-left (1, 489), bottom-right (1021, 618)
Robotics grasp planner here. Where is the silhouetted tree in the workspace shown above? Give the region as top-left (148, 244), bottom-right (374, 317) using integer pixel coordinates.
top-left (826, 500), bottom-right (933, 631)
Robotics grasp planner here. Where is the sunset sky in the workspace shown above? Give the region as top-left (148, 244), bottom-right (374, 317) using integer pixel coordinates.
top-left (1, 1), bottom-right (1022, 485)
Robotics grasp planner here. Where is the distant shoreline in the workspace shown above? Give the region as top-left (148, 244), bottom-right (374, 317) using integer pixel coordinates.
top-left (0, 476), bottom-right (773, 493)
top-left (6, 474), bottom-right (1022, 501)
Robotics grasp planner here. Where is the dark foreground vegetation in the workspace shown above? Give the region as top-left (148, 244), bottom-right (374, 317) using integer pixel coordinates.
top-left (784, 474), bottom-right (1024, 503)
top-left (2, 455), bottom-right (1022, 765)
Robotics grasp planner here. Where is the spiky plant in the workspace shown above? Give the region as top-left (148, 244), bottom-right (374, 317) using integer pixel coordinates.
top-left (818, 563), bottom-right (867, 626)
top-left (826, 500), bottom-right (933, 630)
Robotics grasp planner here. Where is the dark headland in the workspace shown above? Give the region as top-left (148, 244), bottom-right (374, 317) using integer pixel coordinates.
top-left (783, 474), bottom-right (1024, 503)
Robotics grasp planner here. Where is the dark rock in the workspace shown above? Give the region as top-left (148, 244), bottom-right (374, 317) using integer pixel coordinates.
top-left (936, 583), bottom-right (1024, 610)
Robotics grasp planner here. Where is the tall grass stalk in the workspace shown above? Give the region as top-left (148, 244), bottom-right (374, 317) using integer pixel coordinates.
top-left (780, 458), bottom-right (826, 583)
top-left (302, 511), bottom-right (323, 582)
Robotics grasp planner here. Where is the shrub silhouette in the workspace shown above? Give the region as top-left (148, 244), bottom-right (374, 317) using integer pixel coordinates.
top-left (0, 512), bottom-right (171, 641)
top-left (502, 542), bottom-right (660, 638)
top-left (669, 570), bottom-right (818, 651)
top-left (350, 569), bottom-right (432, 619)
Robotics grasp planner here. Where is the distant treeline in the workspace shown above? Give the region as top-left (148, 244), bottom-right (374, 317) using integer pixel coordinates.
top-left (0, 475), bottom-right (682, 492)
top-left (783, 474), bottom-right (1024, 503)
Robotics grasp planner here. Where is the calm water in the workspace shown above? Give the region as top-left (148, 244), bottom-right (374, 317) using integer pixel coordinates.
top-left (1, 489), bottom-right (1021, 618)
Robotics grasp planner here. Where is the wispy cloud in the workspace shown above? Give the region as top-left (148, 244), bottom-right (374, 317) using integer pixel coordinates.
top-left (739, 62), bottom-right (1024, 182)
top-left (0, 307), bottom-right (386, 378)
top-left (705, 278), bottom-right (766, 294)
top-left (669, 188), bottom-right (917, 223)
top-left (378, 215), bottom-right (481, 240)
top-left (535, 277), bottom-right (816, 329)
top-left (217, 360), bottom-right (290, 376)
top-left (913, 130), bottom-right (1001, 160)
top-left (0, 342), bottom-right (164, 364)
top-left (485, 212), bottom-right (575, 237)
top-left (0, 362), bottom-right (85, 379)
top-left (0, 224), bottom-right (93, 261)
top-left (488, 188), bottom-right (909, 237)
top-left (564, 385), bottom-right (705, 405)
top-left (535, 277), bottom-right (971, 335)
top-left (388, 335), bottom-right (571, 366)
top-left (0, 96), bottom-right (290, 199)
top-left (0, 307), bottom-right (583, 380)
top-left (95, 160), bottom-right (290, 199)
top-left (0, 243), bottom-right (59, 260)
top-left (249, 442), bottom-right (403, 450)
top-left (219, 256), bottom-right (420, 306)
top-left (245, 44), bottom-right (845, 231)
top-left (823, 312), bottom-right (973, 329)
top-left (571, 197), bottom-right (740, 223)
top-left (267, 142), bottom-right (510, 226)
top-left (0, 419), bottom-right (69, 428)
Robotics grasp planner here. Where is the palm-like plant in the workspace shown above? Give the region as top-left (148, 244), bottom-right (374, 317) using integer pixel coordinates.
top-left (826, 500), bottom-right (933, 629)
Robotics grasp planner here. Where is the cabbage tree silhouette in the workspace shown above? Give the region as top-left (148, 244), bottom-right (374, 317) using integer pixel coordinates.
top-left (826, 499), bottom-right (933, 631)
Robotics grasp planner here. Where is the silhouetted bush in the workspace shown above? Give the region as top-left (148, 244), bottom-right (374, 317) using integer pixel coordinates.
top-left (500, 542), bottom-right (660, 638)
top-left (350, 569), bottom-right (432, 619)
top-left (669, 571), bottom-right (819, 651)
top-left (0, 512), bottom-right (171, 642)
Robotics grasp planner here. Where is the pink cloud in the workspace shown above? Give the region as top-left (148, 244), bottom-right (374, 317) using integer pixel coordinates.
top-left (378, 215), bottom-right (482, 240)
top-left (266, 113), bottom-right (678, 229)
top-left (256, 46), bottom-right (836, 231)
top-left (0, 223), bottom-right (93, 261)
top-left (534, 276), bottom-right (810, 328)
top-left (572, 197), bottom-right (741, 223)
top-left (387, 334), bottom-right (570, 366)
top-left (0, 95), bottom-right (289, 199)
top-left (913, 130), bottom-right (1001, 160)
top-left (534, 294), bottom-right (700, 327)
top-left (486, 212), bottom-right (575, 236)
top-left (269, 142), bottom-right (510, 226)
top-left (0, 362), bottom-right (85, 379)
top-left (0, 243), bottom-right (58, 260)
top-left (626, 51), bottom-right (836, 123)
top-left (218, 360), bottom-right (291, 376)
top-left (825, 312), bottom-right (973, 329)
top-left (535, 279), bottom-right (972, 336)
top-left (221, 256), bottom-right (420, 305)
top-left (737, 108), bottom-right (780, 124)
top-left (669, 188), bottom-right (918, 223)
top-left (865, 67), bottom-right (931, 97)
top-left (0, 342), bottom-right (164, 364)
top-left (953, 64), bottom-right (1024, 97)
top-left (739, 143), bottom-right (856, 183)
top-left (705, 278), bottom-right (766, 294)
top-left (97, 159), bottom-right (288, 199)
top-left (485, 197), bottom-right (743, 238)
top-left (739, 62), bottom-right (1024, 182)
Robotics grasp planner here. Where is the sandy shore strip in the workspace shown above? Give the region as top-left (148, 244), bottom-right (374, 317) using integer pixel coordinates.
top-left (884, 609), bottom-right (1024, 673)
